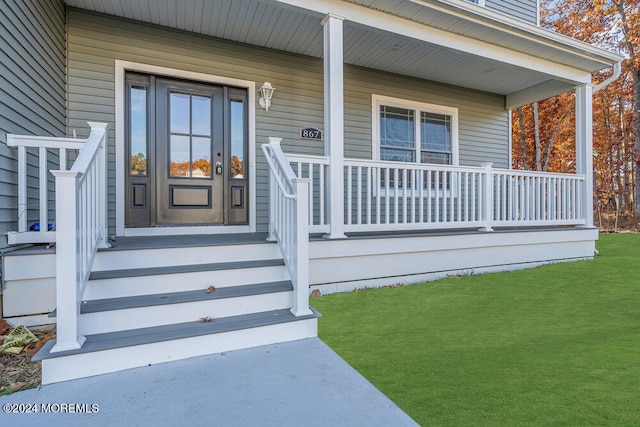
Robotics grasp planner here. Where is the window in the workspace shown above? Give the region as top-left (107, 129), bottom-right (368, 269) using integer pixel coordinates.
top-left (466, 0), bottom-right (486, 6)
top-left (373, 95), bottom-right (458, 166)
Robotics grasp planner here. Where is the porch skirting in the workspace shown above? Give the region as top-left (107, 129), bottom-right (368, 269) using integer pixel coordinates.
top-left (308, 227), bottom-right (597, 294)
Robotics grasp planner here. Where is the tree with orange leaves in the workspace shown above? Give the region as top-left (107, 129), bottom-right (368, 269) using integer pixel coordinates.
top-left (513, 0), bottom-right (639, 222)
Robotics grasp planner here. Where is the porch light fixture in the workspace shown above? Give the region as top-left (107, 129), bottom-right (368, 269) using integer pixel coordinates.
top-left (259, 82), bottom-right (275, 111)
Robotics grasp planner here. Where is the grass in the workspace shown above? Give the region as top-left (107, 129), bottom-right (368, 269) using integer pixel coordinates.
top-left (312, 233), bottom-right (640, 426)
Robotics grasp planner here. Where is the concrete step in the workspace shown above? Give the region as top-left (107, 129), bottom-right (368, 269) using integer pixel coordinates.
top-left (78, 282), bottom-right (294, 335)
top-left (84, 259), bottom-right (289, 299)
top-left (34, 308), bottom-right (320, 384)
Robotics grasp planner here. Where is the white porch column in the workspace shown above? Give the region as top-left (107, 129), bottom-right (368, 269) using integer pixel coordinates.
top-left (322, 14), bottom-right (346, 239)
top-left (575, 84), bottom-right (594, 228)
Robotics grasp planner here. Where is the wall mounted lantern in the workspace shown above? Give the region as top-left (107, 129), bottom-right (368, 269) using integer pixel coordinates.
top-left (259, 82), bottom-right (276, 111)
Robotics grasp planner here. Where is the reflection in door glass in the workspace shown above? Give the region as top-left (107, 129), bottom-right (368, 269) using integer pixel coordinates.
top-left (170, 93), bottom-right (190, 134)
top-left (230, 100), bottom-right (244, 179)
top-left (130, 86), bottom-right (147, 175)
top-left (170, 135), bottom-right (190, 177)
top-left (192, 137), bottom-right (211, 177)
top-left (191, 96), bottom-right (211, 136)
top-left (169, 92), bottom-right (213, 178)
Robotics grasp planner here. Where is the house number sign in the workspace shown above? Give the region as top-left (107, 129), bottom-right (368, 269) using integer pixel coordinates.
top-left (300, 127), bottom-right (322, 140)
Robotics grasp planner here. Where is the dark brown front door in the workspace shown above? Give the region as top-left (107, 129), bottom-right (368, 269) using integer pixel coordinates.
top-left (156, 78), bottom-right (223, 224)
top-left (125, 73), bottom-right (248, 227)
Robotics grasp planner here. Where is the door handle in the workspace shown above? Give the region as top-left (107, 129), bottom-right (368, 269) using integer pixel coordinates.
top-left (215, 162), bottom-right (223, 175)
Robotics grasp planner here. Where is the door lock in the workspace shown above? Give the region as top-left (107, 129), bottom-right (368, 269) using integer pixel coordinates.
top-left (215, 162), bottom-right (223, 175)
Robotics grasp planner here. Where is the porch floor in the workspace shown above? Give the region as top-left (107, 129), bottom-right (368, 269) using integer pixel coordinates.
top-left (2, 338), bottom-right (417, 426)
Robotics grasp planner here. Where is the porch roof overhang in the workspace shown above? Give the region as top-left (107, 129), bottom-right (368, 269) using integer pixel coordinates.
top-left (64, 0), bottom-right (624, 109)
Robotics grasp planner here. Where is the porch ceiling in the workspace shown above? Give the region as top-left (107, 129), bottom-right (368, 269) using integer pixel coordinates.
top-left (64, 0), bottom-right (623, 106)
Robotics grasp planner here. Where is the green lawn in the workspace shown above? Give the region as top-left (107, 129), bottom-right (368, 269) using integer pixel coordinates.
top-left (312, 233), bottom-right (640, 426)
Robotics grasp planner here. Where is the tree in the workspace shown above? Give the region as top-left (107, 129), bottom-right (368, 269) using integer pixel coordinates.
top-left (513, 0), bottom-right (639, 223)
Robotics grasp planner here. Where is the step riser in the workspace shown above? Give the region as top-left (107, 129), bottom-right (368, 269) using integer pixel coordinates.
top-left (83, 266), bottom-right (290, 300)
top-left (79, 292), bottom-right (293, 335)
top-left (92, 243), bottom-right (281, 272)
top-left (42, 320), bottom-right (318, 384)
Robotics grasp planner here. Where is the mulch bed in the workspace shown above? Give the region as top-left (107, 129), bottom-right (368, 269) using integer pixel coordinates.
top-left (0, 319), bottom-right (56, 395)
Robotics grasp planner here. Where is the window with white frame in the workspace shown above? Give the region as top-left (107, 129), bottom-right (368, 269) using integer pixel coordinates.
top-left (373, 95), bottom-right (459, 166)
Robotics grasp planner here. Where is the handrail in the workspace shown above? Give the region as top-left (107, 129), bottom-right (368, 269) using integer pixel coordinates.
top-left (50, 122), bottom-right (109, 352)
top-left (263, 137), bottom-right (312, 317)
top-left (7, 135), bottom-right (86, 150)
top-left (285, 153), bottom-right (330, 165)
top-left (261, 144), bottom-right (296, 200)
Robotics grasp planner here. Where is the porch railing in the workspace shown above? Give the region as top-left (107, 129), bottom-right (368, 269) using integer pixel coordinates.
top-left (287, 154), bottom-right (586, 233)
top-left (262, 138), bottom-right (312, 317)
top-left (491, 168), bottom-right (584, 227)
top-left (50, 122), bottom-right (109, 352)
top-left (6, 133), bottom-right (86, 244)
top-left (286, 154), bottom-right (330, 234)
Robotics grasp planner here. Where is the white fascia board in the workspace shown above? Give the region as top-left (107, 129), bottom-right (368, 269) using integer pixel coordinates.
top-left (273, 0), bottom-right (592, 84)
top-left (506, 79), bottom-right (580, 109)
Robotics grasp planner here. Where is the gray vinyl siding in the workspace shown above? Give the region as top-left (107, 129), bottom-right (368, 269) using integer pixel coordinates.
top-left (486, 0), bottom-right (538, 25)
top-left (67, 9), bottom-right (508, 234)
top-left (0, 0), bottom-right (66, 249)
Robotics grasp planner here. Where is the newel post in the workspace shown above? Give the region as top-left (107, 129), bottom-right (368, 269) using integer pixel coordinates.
top-left (50, 170), bottom-right (86, 352)
top-left (479, 162), bottom-right (494, 232)
top-left (291, 177), bottom-right (313, 317)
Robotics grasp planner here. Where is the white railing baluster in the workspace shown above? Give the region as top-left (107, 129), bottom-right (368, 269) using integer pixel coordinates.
top-left (385, 168), bottom-right (390, 224)
top-left (411, 169), bottom-right (417, 224)
top-left (39, 147), bottom-right (48, 235)
top-left (402, 168), bottom-right (407, 224)
top-left (419, 169), bottom-right (424, 223)
top-left (435, 171), bottom-right (440, 223)
top-left (357, 166), bottom-right (362, 225)
top-left (375, 167), bottom-right (381, 224)
top-left (347, 165), bottom-right (352, 225)
top-left (17, 146), bottom-right (27, 233)
top-left (393, 168), bottom-right (399, 224)
top-left (366, 167), bottom-right (372, 225)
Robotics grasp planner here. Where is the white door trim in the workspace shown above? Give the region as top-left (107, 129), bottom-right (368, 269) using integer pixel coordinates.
top-left (115, 60), bottom-right (257, 236)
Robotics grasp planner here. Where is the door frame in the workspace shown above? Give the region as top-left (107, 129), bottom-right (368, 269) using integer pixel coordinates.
top-left (115, 60), bottom-right (256, 236)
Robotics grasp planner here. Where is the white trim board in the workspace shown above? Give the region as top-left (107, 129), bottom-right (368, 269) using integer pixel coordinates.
top-left (115, 60), bottom-right (257, 237)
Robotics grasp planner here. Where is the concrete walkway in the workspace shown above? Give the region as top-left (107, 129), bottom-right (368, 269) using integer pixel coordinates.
top-left (0, 338), bottom-right (418, 426)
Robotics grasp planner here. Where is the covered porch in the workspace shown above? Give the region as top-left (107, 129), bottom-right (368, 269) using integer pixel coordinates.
top-left (1, 0), bottom-right (622, 381)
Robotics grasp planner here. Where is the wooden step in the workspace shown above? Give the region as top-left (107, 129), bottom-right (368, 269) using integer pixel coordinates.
top-left (77, 282), bottom-right (295, 335)
top-left (92, 236), bottom-right (280, 272)
top-left (34, 308), bottom-right (320, 384)
top-left (84, 259), bottom-right (289, 299)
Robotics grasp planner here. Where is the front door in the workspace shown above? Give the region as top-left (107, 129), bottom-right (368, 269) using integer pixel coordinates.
top-left (125, 73), bottom-right (249, 227)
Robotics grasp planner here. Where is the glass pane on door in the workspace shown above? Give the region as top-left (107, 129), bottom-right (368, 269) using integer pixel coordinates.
top-left (230, 100), bottom-right (244, 179)
top-left (169, 92), bottom-right (212, 178)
